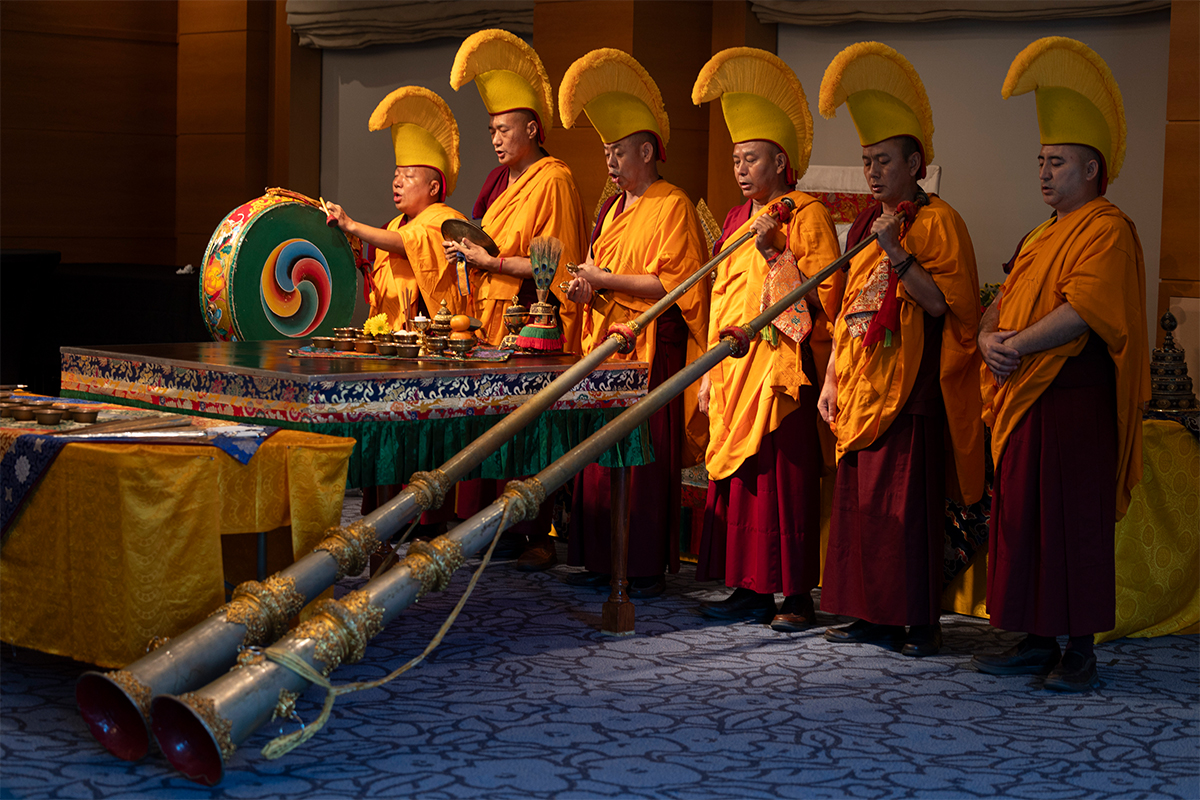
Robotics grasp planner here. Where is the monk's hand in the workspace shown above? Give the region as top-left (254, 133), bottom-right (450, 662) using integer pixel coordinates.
top-left (698, 373), bottom-right (710, 416)
top-left (979, 329), bottom-right (1021, 384)
top-left (870, 212), bottom-right (904, 257)
top-left (817, 377), bottom-right (838, 426)
top-left (326, 202), bottom-right (351, 232)
top-left (566, 276), bottom-right (594, 304)
top-left (751, 214), bottom-right (782, 260)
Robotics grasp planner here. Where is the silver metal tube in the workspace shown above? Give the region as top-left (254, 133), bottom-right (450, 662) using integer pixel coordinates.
top-left (76, 200), bottom-right (783, 762)
top-left (148, 224), bottom-right (843, 784)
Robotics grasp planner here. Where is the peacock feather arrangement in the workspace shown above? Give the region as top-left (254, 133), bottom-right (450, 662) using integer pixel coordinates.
top-left (517, 236), bottom-right (565, 352)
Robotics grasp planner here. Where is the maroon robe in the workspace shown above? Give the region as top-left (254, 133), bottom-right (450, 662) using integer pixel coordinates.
top-left (821, 313), bottom-right (946, 626)
top-left (695, 359), bottom-right (823, 596)
top-left (567, 306), bottom-right (686, 578)
top-left (986, 333), bottom-right (1118, 636)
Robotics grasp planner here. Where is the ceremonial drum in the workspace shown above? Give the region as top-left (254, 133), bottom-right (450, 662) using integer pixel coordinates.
top-left (199, 188), bottom-right (362, 342)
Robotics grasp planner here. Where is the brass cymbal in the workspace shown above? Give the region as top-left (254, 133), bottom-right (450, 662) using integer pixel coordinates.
top-left (441, 219), bottom-right (500, 257)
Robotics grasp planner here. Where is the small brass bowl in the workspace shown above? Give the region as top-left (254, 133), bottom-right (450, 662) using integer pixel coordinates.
top-left (26, 400), bottom-right (54, 408)
top-left (35, 409), bottom-right (64, 425)
top-left (375, 332), bottom-right (395, 343)
top-left (354, 338), bottom-right (377, 354)
top-left (334, 338), bottom-right (356, 351)
top-left (0, 404), bottom-right (19, 418)
top-left (11, 406), bottom-right (36, 420)
top-left (69, 408), bottom-right (100, 423)
top-left (396, 344), bottom-right (420, 359)
top-left (447, 338), bottom-right (476, 358)
top-left (334, 327), bottom-right (359, 338)
top-left (424, 335), bottom-right (448, 355)
top-left (311, 336), bottom-right (335, 350)
top-left (0, 391), bottom-right (11, 401)
top-left (375, 342), bottom-right (398, 356)
top-left (396, 331), bottom-right (418, 345)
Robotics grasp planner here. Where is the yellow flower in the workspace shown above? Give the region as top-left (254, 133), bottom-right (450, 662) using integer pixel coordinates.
top-left (363, 314), bottom-right (390, 337)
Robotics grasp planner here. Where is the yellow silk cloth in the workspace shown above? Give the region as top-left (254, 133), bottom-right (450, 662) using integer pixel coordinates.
top-left (706, 192), bottom-right (843, 481)
top-left (982, 197), bottom-right (1149, 518)
top-left (371, 202), bottom-right (469, 326)
top-left (583, 179), bottom-right (710, 466)
top-left (832, 195), bottom-right (986, 505)
top-left (477, 157), bottom-right (586, 347)
top-left (941, 420), bottom-right (1199, 642)
top-left (0, 430), bottom-right (354, 668)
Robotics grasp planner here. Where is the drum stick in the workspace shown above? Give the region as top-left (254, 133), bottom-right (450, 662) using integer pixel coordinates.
top-left (319, 196), bottom-right (338, 227)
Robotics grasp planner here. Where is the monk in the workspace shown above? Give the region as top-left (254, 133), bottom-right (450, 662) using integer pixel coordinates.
top-left (327, 165), bottom-right (466, 325)
top-left (442, 108), bottom-right (586, 349)
top-left (972, 142), bottom-right (1147, 690)
top-left (446, 29), bottom-right (588, 570)
top-left (695, 140), bottom-right (843, 627)
top-left (817, 133), bottom-right (984, 657)
top-left (564, 130), bottom-right (709, 597)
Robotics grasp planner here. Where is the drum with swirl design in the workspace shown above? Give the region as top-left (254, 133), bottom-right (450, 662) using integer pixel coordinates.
top-left (199, 188), bottom-right (362, 342)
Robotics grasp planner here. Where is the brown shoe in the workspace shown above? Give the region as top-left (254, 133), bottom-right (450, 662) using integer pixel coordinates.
top-left (770, 593), bottom-right (817, 632)
top-left (515, 537), bottom-right (557, 572)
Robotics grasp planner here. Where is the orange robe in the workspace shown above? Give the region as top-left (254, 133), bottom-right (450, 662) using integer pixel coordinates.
top-left (706, 191), bottom-right (844, 480)
top-left (476, 157), bottom-right (586, 347)
top-left (581, 179), bottom-right (710, 466)
top-left (832, 195), bottom-right (985, 505)
top-left (370, 202), bottom-right (467, 327)
top-left (982, 197), bottom-right (1149, 518)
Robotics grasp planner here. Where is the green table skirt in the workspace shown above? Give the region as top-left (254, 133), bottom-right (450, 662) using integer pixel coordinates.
top-left (63, 391), bottom-right (653, 489)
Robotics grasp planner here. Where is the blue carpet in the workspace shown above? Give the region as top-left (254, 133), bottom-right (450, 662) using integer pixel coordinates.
top-left (2, 540), bottom-right (1197, 799)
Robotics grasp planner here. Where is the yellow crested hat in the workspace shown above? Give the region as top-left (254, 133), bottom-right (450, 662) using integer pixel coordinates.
top-left (450, 29), bottom-right (554, 143)
top-left (1002, 36), bottom-right (1126, 192)
top-left (819, 42), bottom-right (934, 177)
top-left (369, 86), bottom-right (460, 197)
top-left (559, 48), bottom-right (670, 161)
top-left (693, 47), bottom-right (812, 185)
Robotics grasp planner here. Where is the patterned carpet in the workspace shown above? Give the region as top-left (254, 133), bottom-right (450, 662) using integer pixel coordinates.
top-left (2, 529), bottom-right (1197, 799)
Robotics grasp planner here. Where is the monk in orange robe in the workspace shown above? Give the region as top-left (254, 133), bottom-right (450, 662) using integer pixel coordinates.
top-left (563, 131), bottom-right (709, 596)
top-left (694, 144), bottom-right (844, 628)
top-left (818, 135), bottom-right (985, 657)
top-left (442, 32), bottom-right (587, 567)
top-left (446, 124), bottom-right (586, 348)
top-left (336, 190), bottom-right (468, 326)
top-left (972, 145), bottom-right (1148, 691)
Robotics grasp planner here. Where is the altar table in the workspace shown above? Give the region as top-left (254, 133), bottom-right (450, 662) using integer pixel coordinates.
top-left (0, 404), bottom-right (356, 668)
top-left (60, 341), bottom-right (652, 488)
top-left (942, 419), bottom-right (1199, 642)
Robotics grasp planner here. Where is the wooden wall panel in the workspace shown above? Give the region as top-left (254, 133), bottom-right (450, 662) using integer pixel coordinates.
top-left (1157, 0), bottom-right (1200, 345)
top-left (0, 1), bottom-right (177, 264)
top-left (1, 1), bottom-right (175, 41)
top-left (1166, 0), bottom-right (1198, 122)
top-left (268, 0), bottom-right (322, 197)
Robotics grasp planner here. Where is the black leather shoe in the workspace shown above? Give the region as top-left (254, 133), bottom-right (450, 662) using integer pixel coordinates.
top-left (564, 570), bottom-right (611, 588)
top-left (971, 637), bottom-right (1062, 676)
top-left (1044, 650), bottom-right (1099, 692)
top-left (628, 575), bottom-right (666, 599)
top-left (902, 622), bottom-right (942, 657)
top-left (823, 619), bottom-right (905, 648)
top-left (770, 593), bottom-right (817, 632)
top-left (515, 540), bottom-right (557, 572)
top-left (699, 587), bottom-right (776, 623)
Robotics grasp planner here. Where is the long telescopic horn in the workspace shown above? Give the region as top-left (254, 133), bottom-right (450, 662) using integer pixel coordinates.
top-left (75, 197), bottom-right (795, 762)
top-left (148, 201), bottom-right (869, 787)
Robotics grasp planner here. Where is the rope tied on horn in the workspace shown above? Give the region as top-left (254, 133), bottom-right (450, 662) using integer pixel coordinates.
top-left (259, 477), bottom-right (548, 761)
top-left (314, 520), bottom-right (381, 581)
top-left (223, 574), bottom-right (306, 647)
